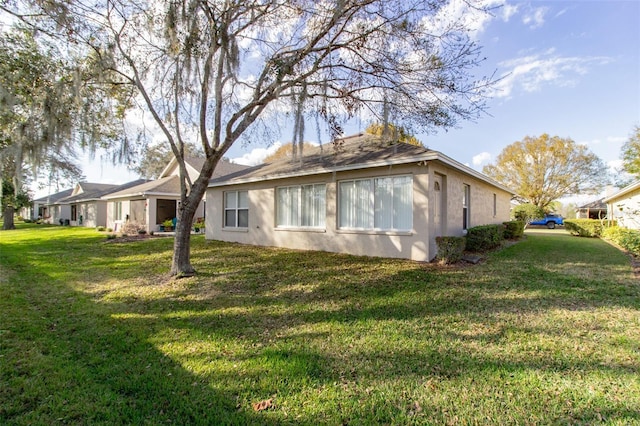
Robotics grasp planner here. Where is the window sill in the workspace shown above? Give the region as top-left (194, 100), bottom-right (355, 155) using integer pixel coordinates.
top-left (336, 229), bottom-right (413, 236)
top-left (222, 227), bottom-right (249, 233)
top-left (275, 227), bottom-right (327, 233)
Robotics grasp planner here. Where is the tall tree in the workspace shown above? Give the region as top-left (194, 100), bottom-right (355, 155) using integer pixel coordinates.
top-left (365, 122), bottom-right (423, 147)
top-left (0, 26), bottom-right (126, 229)
top-left (8, 0), bottom-right (497, 276)
top-left (483, 134), bottom-right (607, 210)
top-left (131, 143), bottom-right (204, 180)
top-left (621, 125), bottom-right (640, 178)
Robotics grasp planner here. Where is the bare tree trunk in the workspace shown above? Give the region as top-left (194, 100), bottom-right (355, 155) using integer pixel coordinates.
top-left (171, 201), bottom-right (196, 277)
top-left (170, 158), bottom-right (218, 277)
top-left (3, 205), bottom-right (16, 230)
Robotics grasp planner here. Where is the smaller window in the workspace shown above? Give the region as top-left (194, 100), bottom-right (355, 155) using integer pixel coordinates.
top-left (224, 191), bottom-right (249, 228)
top-left (493, 193), bottom-right (497, 217)
top-left (462, 184), bottom-right (470, 230)
top-left (114, 202), bottom-right (123, 221)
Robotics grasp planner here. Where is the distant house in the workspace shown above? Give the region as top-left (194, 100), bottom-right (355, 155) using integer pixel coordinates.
top-left (603, 180), bottom-right (640, 230)
top-left (575, 198), bottom-right (607, 220)
top-left (62, 180), bottom-right (148, 228)
top-left (102, 157), bottom-right (248, 232)
top-left (32, 188), bottom-right (74, 224)
top-left (31, 181), bottom-right (147, 227)
top-left (205, 134), bottom-right (515, 262)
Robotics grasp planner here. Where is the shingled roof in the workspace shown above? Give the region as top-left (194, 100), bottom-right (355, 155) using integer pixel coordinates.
top-left (103, 158), bottom-right (250, 199)
top-left (33, 188), bottom-right (74, 204)
top-left (209, 133), bottom-right (515, 194)
top-left (62, 180), bottom-right (148, 203)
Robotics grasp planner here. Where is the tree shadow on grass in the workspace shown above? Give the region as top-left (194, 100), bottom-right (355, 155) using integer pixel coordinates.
top-left (2, 229), bottom-right (639, 424)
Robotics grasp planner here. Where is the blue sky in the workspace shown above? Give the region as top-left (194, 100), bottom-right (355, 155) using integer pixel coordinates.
top-left (39, 0), bottom-right (640, 199)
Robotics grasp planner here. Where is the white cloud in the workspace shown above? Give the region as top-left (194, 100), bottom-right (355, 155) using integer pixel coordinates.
top-left (522, 6), bottom-right (548, 29)
top-left (472, 151), bottom-right (492, 167)
top-left (231, 142), bottom-right (282, 166)
top-left (500, 3), bottom-right (518, 22)
top-left (489, 50), bottom-right (611, 98)
top-left (422, 0), bottom-right (505, 38)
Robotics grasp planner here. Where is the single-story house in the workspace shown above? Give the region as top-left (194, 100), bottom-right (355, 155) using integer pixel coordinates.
top-left (603, 180), bottom-right (640, 229)
top-left (575, 198), bottom-right (607, 220)
top-left (62, 180), bottom-right (148, 228)
top-left (32, 188), bottom-right (74, 224)
top-left (205, 134), bottom-right (515, 262)
top-left (102, 157), bottom-right (248, 233)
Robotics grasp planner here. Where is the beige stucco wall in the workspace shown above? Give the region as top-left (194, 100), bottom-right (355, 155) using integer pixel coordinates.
top-left (206, 161), bottom-right (512, 262)
top-left (608, 187), bottom-right (640, 230)
top-left (44, 204), bottom-right (71, 225)
top-left (69, 201), bottom-right (107, 228)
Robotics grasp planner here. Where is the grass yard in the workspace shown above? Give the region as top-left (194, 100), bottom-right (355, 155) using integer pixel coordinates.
top-left (1, 224), bottom-right (639, 425)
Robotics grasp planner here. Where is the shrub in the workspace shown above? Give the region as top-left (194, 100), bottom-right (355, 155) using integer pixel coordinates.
top-left (602, 226), bottom-right (640, 256)
top-left (503, 221), bottom-right (525, 239)
top-left (512, 203), bottom-right (544, 223)
top-left (106, 234), bottom-right (117, 240)
top-left (121, 221), bottom-right (146, 235)
top-left (564, 219), bottom-right (615, 238)
top-left (466, 224), bottom-right (504, 252)
top-left (435, 236), bottom-right (466, 264)
top-left (106, 228), bottom-right (113, 232)
top-left (96, 226), bottom-right (106, 232)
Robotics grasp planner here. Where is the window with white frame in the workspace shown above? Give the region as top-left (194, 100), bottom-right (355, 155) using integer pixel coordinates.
top-left (339, 175), bottom-right (412, 231)
top-left (114, 201), bottom-right (123, 221)
top-left (224, 190), bottom-right (249, 228)
top-left (277, 184), bottom-right (326, 228)
top-left (463, 184), bottom-right (470, 230)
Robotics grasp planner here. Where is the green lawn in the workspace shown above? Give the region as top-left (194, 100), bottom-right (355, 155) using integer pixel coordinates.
top-left (1, 224), bottom-right (638, 425)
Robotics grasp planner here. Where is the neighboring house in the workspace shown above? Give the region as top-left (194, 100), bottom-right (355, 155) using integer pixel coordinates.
top-left (603, 180), bottom-right (640, 230)
top-left (205, 134), bottom-right (515, 262)
top-left (102, 157), bottom-right (248, 232)
top-left (62, 180), bottom-right (148, 228)
top-left (576, 198), bottom-right (607, 220)
top-left (32, 188), bottom-right (74, 224)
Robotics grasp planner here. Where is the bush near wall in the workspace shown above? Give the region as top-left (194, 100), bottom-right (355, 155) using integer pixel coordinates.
top-left (564, 219), bottom-right (616, 238)
top-left (503, 221), bottom-right (525, 239)
top-left (120, 221), bottom-right (146, 235)
top-left (602, 226), bottom-right (640, 256)
top-left (435, 236), bottom-right (466, 264)
top-left (466, 224), bottom-right (504, 252)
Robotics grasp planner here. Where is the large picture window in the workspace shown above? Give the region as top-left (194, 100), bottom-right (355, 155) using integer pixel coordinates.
top-left (224, 190), bottom-right (249, 228)
top-left (339, 175), bottom-right (412, 231)
top-left (277, 184), bottom-right (326, 228)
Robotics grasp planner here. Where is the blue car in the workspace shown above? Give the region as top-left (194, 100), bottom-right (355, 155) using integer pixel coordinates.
top-left (529, 214), bottom-right (564, 229)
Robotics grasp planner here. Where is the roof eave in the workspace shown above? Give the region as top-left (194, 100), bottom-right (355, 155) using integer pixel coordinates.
top-left (603, 180), bottom-right (640, 203)
top-left (207, 151), bottom-right (515, 195)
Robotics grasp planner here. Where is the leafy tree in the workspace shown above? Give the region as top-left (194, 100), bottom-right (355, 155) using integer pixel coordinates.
top-left (365, 123), bottom-right (423, 147)
top-left (9, 0), bottom-right (497, 276)
top-left (0, 27), bottom-right (126, 229)
top-left (621, 125), bottom-right (640, 178)
top-left (263, 142), bottom-right (318, 163)
top-left (483, 134), bottom-right (607, 210)
top-left (511, 203), bottom-right (544, 225)
top-left (131, 143), bottom-right (204, 180)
